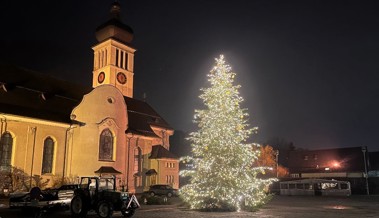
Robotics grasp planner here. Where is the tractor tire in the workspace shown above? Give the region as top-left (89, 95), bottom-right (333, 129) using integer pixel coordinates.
top-left (71, 195), bottom-right (88, 217)
top-left (121, 208), bottom-right (135, 217)
top-left (97, 200), bottom-right (113, 218)
top-left (167, 192), bottom-right (173, 198)
top-left (150, 192), bottom-right (155, 197)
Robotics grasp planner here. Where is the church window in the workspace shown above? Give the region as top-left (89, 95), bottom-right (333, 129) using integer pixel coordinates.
top-left (107, 97), bottom-right (114, 104)
top-left (99, 129), bottom-right (113, 161)
top-left (134, 147), bottom-right (142, 174)
top-left (42, 137), bottom-right (54, 174)
top-left (134, 147), bottom-right (142, 187)
top-left (0, 132), bottom-right (13, 172)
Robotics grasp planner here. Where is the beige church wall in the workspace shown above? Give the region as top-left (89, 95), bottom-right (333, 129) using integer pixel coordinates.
top-left (1, 114), bottom-right (70, 186)
top-left (69, 85), bottom-right (128, 178)
top-left (125, 136), bottom-right (153, 193)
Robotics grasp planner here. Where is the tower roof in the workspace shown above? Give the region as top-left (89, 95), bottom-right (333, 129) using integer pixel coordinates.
top-left (95, 1), bottom-right (134, 44)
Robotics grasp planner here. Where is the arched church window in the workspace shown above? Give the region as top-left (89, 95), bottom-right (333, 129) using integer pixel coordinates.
top-left (134, 147), bottom-right (142, 174)
top-left (0, 132), bottom-right (13, 172)
top-left (99, 129), bottom-right (113, 161)
top-left (134, 147), bottom-right (142, 187)
top-left (42, 137), bottom-right (54, 174)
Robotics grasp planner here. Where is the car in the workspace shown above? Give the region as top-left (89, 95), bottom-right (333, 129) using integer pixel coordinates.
top-left (148, 184), bottom-right (178, 197)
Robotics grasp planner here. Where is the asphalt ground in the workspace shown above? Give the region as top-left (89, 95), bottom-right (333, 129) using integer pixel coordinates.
top-left (1, 195), bottom-right (379, 218)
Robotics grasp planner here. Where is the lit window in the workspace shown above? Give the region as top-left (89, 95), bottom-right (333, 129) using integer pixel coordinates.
top-left (99, 129), bottom-right (113, 161)
top-left (166, 175), bottom-right (174, 184)
top-left (42, 137), bottom-right (54, 174)
top-left (0, 132), bottom-right (13, 172)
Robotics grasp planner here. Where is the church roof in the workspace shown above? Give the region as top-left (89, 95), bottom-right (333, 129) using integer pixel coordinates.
top-left (0, 64), bottom-right (90, 123)
top-left (149, 145), bottom-right (179, 160)
top-left (0, 64), bottom-right (172, 135)
top-left (124, 96), bottom-right (172, 136)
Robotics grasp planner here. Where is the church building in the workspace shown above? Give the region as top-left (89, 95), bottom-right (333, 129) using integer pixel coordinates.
top-left (0, 2), bottom-right (179, 193)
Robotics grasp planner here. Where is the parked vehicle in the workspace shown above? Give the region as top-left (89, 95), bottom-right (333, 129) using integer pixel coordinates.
top-left (9, 184), bottom-right (78, 210)
top-left (70, 176), bottom-right (139, 218)
top-left (148, 184), bottom-right (178, 197)
top-left (280, 179), bottom-right (351, 196)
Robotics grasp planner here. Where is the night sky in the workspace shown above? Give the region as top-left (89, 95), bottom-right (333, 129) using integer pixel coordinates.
top-left (1, 0), bottom-right (379, 151)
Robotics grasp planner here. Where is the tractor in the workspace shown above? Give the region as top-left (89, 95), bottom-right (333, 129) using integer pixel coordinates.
top-left (70, 176), bottom-right (139, 218)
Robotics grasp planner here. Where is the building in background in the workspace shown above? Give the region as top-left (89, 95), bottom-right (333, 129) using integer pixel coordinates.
top-left (0, 2), bottom-right (179, 194)
top-left (285, 146), bottom-right (379, 194)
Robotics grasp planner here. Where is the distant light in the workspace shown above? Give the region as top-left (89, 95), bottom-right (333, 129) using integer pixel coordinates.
top-left (325, 167), bottom-right (330, 171)
top-left (332, 161), bottom-right (341, 168)
top-left (324, 205), bottom-right (353, 210)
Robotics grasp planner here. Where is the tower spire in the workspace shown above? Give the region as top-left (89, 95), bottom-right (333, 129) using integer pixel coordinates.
top-left (110, 0), bottom-right (121, 19)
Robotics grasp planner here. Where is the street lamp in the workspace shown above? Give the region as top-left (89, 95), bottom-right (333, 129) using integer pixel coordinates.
top-left (362, 146), bottom-right (369, 195)
top-left (276, 150), bottom-right (279, 178)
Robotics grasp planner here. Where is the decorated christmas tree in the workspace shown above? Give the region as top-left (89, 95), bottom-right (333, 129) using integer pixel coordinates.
top-left (180, 55), bottom-right (275, 211)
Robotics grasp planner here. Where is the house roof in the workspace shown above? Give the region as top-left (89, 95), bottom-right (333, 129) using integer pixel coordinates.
top-left (0, 64), bottom-right (172, 135)
top-left (149, 145), bottom-right (179, 160)
top-left (94, 166), bottom-right (122, 175)
top-left (145, 169), bottom-right (158, 176)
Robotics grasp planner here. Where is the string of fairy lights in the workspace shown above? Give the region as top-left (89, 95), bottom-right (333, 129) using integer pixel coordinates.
top-left (180, 55), bottom-right (276, 211)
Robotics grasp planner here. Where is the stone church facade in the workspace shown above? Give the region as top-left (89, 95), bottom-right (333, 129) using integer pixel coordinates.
top-left (0, 2), bottom-right (179, 193)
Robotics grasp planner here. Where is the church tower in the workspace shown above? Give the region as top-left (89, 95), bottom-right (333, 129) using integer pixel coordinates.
top-left (92, 2), bottom-right (136, 98)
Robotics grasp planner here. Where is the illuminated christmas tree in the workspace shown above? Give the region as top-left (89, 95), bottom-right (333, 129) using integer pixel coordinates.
top-left (180, 55), bottom-right (275, 211)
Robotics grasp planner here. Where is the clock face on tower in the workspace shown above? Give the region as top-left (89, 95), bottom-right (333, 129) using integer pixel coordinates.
top-left (117, 72), bottom-right (127, 84)
top-left (98, 72), bottom-right (105, 83)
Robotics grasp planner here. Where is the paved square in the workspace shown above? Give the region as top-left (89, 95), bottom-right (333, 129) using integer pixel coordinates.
top-left (1, 195), bottom-right (379, 217)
